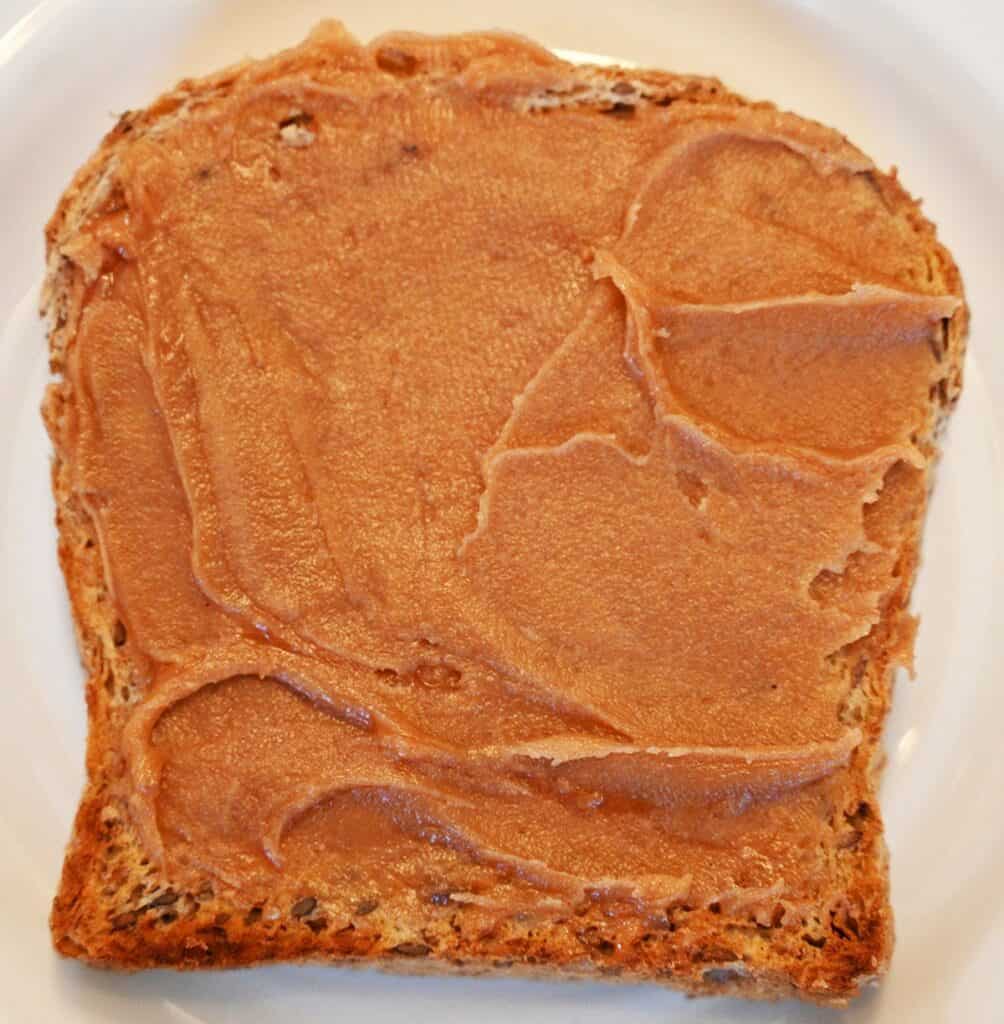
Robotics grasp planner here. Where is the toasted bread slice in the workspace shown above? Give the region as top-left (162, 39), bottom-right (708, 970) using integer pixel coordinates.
top-left (43, 22), bottom-right (966, 1004)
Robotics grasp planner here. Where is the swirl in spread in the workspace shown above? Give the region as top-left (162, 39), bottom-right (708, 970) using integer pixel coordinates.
top-left (60, 25), bottom-right (959, 917)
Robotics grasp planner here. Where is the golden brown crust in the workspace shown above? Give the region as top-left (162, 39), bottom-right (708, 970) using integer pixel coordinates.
top-left (43, 24), bottom-right (967, 1005)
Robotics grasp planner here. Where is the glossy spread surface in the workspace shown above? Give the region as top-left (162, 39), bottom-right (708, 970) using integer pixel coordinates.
top-left (60, 25), bottom-right (960, 919)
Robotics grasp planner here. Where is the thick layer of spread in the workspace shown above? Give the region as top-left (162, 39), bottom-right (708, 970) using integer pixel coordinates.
top-left (59, 24), bottom-right (960, 919)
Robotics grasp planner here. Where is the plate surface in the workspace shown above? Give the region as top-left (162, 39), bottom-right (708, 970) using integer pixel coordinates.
top-left (1, 1), bottom-right (1002, 1021)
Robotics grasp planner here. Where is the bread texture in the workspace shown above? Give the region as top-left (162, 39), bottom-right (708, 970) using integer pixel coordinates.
top-left (42, 22), bottom-right (967, 1005)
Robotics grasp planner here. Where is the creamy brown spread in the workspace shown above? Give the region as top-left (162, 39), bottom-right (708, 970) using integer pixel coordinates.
top-left (60, 24), bottom-right (959, 920)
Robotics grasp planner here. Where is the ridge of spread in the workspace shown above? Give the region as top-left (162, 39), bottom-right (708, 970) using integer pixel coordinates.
top-left (58, 23), bottom-right (960, 921)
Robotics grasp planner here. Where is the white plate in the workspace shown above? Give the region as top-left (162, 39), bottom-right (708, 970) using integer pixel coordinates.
top-left (1, 1), bottom-right (1002, 1021)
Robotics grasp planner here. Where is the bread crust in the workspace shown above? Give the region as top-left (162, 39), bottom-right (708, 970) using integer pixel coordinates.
top-left (42, 25), bottom-right (967, 1005)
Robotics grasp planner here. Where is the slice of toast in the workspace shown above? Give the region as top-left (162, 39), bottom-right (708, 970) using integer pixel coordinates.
top-left (43, 22), bottom-right (966, 1004)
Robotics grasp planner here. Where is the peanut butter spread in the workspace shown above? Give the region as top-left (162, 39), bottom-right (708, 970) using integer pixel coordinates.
top-left (59, 25), bottom-right (960, 920)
